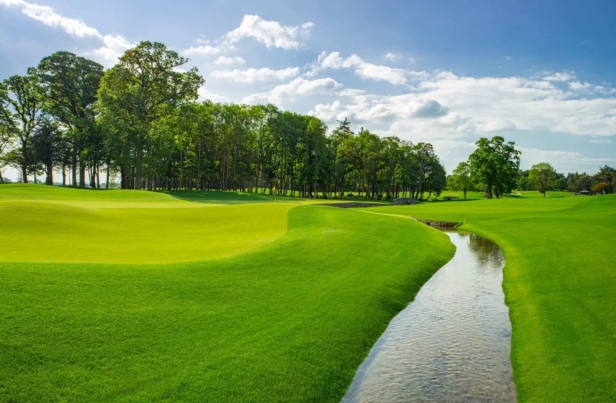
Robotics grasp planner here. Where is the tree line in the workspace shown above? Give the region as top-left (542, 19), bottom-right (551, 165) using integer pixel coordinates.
top-left (447, 137), bottom-right (616, 198)
top-left (0, 41), bottom-right (451, 200)
top-left (9, 40), bottom-right (604, 200)
top-left (516, 164), bottom-right (616, 196)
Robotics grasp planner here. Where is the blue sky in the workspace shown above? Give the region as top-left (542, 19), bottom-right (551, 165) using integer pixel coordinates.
top-left (2, 0), bottom-right (616, 180)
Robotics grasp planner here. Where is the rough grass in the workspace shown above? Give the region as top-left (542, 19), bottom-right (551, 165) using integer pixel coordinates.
top-left (377, 193), bottom-right (616, 403)
top-left (0, 184), bottom-right (454, 402)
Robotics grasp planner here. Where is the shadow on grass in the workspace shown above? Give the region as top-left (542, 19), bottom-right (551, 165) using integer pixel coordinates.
top-left (430, 198), bottom-right (481, 203)
top-left (161, 190), bottom-right (303, 204)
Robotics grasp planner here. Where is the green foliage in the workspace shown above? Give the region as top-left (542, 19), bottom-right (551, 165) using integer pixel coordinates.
top-left (450, 161), bottom-right (472, 198)
top-left (0, 120), bottom-right (14, 182)
top-left (528, 162), bottom-right (557, 197)
top-left (97, 41), bottom-right (204, 190)
top-left (37, 51), bottom-right (105, 187)
top-left (468, 136), bottom-right (521, 198)
top-left (0, 71), bottom-right (43, 182)
top-left (591, 181), bottom-right (610, 194)
top-left (567, 172), bottom-right (593, 193)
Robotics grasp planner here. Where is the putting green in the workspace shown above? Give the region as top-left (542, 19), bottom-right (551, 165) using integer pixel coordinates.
top-left (0, 196), bottom-right (297, 264)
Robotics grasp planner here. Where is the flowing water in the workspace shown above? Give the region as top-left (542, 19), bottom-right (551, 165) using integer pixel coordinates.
top-left (343, 232), bottom-right (516, 402)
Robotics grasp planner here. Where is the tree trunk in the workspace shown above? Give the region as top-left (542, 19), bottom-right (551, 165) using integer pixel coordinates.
top-left (79, 161), bottom-right (86, 188)
top-left (135, 147), bottom-right (144, 190)
top-left (46, 164), bottom-right (53, 185)
top-left (72, 150), bottom-right (77, 186)
top-left (21, 164), bottom-right (28, 183)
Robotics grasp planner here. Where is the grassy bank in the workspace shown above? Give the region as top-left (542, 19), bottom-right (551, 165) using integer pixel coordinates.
top-left (377, 193), bottom-right (616, 402)
top-left (0, 184), bottom-right (454, 402)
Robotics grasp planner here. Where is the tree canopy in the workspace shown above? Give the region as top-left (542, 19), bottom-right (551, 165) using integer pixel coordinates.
top-left (529, 162), bottom-right (557, 197)
top-left (468, 136), bottom-right (521, 198)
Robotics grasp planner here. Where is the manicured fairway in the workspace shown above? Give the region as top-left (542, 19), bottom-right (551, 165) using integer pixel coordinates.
top-left (377, 192), bottom-right (616, 403)
top-left (0, 184), bottom-right (454, 402)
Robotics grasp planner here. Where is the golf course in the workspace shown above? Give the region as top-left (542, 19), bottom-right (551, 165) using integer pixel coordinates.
top-left (0, 184), bottom-right (455, 402)
top-left (1, 184), bottom-right (615, 402)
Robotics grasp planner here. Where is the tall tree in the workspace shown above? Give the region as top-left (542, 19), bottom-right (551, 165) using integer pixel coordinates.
top-left (469, 136), bottom-right (521, 199)
top-left (31, 116), bottom-right (64, 185)
top-left (0, 120), bottom-right (14, 182)
top-left (97, 41), bottom-right (204, 189)
top-left (37, 51), bottom-right (105, 187)
top-left (529, 162), bottom-right (557, 197)
top-left (593, 165), bottom-right (616, 193)
top-left (451, 161), bottom-right (472, 199)
top-left (0, 71), bottom-right (43, 183)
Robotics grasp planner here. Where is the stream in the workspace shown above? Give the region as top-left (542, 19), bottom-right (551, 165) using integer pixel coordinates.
top-left (343, 232), bottom-right (517, 402)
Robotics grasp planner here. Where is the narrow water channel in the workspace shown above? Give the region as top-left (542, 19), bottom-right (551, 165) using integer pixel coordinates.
top-left (343, 232), bottom-right (516, 402)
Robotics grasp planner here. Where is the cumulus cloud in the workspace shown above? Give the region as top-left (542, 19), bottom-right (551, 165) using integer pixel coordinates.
top-left (413, 99), bottom-right (450, 118)
top-left (0, 0), bottom-right (102, 38)
top-left (311, 72), bottom-right (616, 145)
top-left (385, 52), bottom-right (401, 61)
top-left (569, 81), bottom-right (592, 91)
top-left (198, 87), bottom-right (228, 103)
top-left (543, 72), bottom-right (576, 82)
top-left (307, 51), bottom-right (427, 85)
top-left (518, 147), bottom-right (616, 170)
top-left (0, 0), bottom-right (135, 67)
top-left (214, 56), bottom-right (246, 65)
top-left (182, 45), bottom-right (222, 57)
top-left (337, 89), bottom-right (366, 97)
top-left (87, 34), bottom-right (135, 67)
top-left (181, 15), bottom-right (313, 60)
top-left (243, 77), bottom-right (341, 106)
top-left (211, 67), bottom-right (299, 84)
top-left (221, 15), bottom-right (313, 50)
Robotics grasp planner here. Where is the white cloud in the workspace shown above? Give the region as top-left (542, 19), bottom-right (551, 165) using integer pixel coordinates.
top-left (0, 0), bottom-right (103, 39)
top-left (569, 81), bottom-right (592, 91)
top-left (385, 52), bottom-right (401, 61)
top-left (211, 67), bottom-right (299, 83)
top-left (311, 72), bottom-right (616, 146)
top-left (518, 147), bottom-right (616, 171)
top-left (589, 139), bottom-right (612, 144)
top-left (87, 34), bottom-right (135, 67)
top-left (182, 45), bottom-right (222, 57)
top-left (198, 87), bottom-right (228, 103)
top-left (221, 15), bottom-right (313, 50)
top-left (243, 77), bottom-right (341, 106)
top-left (543, 72), bottom-right (576, 82)
top-left (0, 0), bottom-right (136, 68)
top-left (307, 51), bottom-right (427, 85)
top-left (214, 56), bottom-right (246, 65)
top-left (0, 0), bottom-right (102, 38)
top-left (337, 89), bottom-right (366, 97)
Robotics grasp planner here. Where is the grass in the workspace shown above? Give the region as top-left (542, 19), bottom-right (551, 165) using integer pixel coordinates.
top-left (376, 192), bottom-right (616, 402)
top-left (0, 184), bottom-right (454, 402)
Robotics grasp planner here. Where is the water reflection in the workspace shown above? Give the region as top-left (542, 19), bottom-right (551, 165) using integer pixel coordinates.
top-left (343, 232), bottom-right (516, 403)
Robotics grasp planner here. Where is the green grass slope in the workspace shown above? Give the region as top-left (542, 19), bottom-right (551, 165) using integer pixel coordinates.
top-left (0, 184), bottom-right (336, 264)
top-left (0, 185), bottom-right (454, 402)
top-left (378, 194), bottom-right (616, 403)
